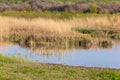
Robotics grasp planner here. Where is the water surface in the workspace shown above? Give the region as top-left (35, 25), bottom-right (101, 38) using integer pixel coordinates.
top-left (0, 42), bottom-right (120, 69)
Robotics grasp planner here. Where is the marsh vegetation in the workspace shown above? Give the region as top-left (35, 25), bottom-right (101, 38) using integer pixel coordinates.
top-left (1, 1), bottom-right (120, 79)
top-left (1, 15), bottom-right (120, 49)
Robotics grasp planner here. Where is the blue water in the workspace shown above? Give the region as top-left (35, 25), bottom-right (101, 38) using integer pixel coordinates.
top-left (0, 43), bottom-right (120, 69)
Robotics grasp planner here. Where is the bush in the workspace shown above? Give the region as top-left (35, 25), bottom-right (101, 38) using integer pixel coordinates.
top-left (0, 3), bottom-right (11, 12)
top-left (0, 0), bottom-right (120, 14)
top-left (90, 3), bottom-right (97, 13)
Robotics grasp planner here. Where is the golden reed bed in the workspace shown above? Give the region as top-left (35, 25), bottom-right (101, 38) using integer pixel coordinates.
top-left (0, 15), bottom-right (120, 40)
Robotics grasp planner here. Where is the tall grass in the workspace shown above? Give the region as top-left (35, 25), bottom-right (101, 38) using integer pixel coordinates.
top-left (1, 15), bottom-right (120, 34)
top-left (1, 15), bottom-right (120, 48)
top-left (0, 15), bottom-right (120, 37)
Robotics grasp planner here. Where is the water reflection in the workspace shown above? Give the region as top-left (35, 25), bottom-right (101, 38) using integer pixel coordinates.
top-left (0, 42), bottom-right (120, 69)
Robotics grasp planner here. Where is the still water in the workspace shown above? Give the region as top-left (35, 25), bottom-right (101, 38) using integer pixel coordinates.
top-left (0, 42), bottom-right (120, 69)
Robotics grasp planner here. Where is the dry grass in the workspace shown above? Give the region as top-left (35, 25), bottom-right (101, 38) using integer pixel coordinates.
top-left (0, 15), bottom-right (120, 41)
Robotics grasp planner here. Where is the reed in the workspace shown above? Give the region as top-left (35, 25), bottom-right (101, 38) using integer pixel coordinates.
top-left (1, 15), bottom-right (120, 34)
top-left (1, 15), bottom-right (120, 48)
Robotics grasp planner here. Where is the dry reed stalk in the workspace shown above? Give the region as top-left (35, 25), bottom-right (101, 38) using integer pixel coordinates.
top-left (0, 15), bottom-right (120, 40)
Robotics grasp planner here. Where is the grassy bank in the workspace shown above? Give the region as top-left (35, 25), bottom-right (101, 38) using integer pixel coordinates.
top-left (0, 54), bottom-right (120, 80)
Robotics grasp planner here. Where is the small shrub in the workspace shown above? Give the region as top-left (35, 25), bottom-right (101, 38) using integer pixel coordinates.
top-left (90, 3), bottom-right (97, 13)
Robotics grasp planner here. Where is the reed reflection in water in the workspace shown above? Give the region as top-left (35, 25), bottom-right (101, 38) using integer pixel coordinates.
top-left (0, 42), bottom-right (120, 69)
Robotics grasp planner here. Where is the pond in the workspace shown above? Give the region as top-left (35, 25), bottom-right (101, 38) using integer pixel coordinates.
top-left (0, 42), bottom-right (120, 69)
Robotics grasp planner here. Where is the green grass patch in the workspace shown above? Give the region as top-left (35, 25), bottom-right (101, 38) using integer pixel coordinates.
top-left (72, 28), bottom-right (120, 40)
top-left (1, 11), bottom-right (120, 19)
top-left (0, 54), bottom-right (25, 64)
top-left (0, 11), bottom-right (76, 19)
top-left (72, 28), bottom-right (96, 34)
